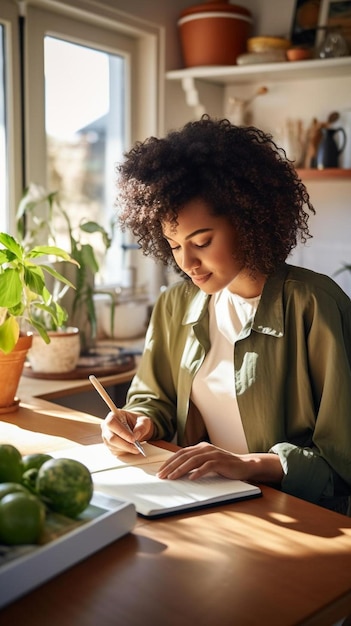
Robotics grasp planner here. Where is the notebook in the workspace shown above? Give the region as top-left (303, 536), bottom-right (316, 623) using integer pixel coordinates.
top-left (51, 443), bottom-right (262, 518)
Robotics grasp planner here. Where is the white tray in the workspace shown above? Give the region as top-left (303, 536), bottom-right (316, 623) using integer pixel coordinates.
top-left (0, 491), bottom-right (136, 609)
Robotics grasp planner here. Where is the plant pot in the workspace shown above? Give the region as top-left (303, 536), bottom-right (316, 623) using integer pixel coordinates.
top-left (0, 333), bottom-right (33, 411)
top-left (27, 327), bottom-right (80, 374)
top-left (178, 1), bottom-right (252, 67)
top-left (100, 298), bottom-right (150, 340)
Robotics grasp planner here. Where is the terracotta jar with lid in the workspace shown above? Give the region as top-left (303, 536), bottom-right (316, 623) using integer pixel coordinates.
top-left (178, 0), bottom-right (253, 67)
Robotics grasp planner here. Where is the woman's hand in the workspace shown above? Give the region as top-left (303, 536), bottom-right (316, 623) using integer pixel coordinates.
top-left (157, 442), bottom-right (284, 484)
top-left (101, 409), bottom-right (155, 456)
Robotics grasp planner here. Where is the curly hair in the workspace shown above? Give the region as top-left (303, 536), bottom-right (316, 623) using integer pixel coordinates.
top-left (115, 116), bottom-right (315, 276)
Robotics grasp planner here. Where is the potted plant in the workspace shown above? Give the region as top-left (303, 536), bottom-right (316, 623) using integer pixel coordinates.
top-left (16, 184), bottom-right (113, 351)
top-left (24, 276), bottom-right (81, 376)
top-left (0, 232), bottom-right (77, 409)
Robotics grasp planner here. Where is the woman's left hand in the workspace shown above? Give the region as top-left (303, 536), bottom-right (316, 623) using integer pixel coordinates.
top-left (157, 442), bottom-right (284, 484)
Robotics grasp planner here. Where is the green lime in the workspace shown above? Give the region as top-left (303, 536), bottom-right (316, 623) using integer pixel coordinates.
top-left (0, 444), bottom-right (23, 483)
top-left (0, 482), bottom-right (30, 499)
top-left (22, 453), bottom-right (53, 473)
top-left (0, 492), bottom-right (45, 545)
top-left (22, 468), bottom-right (39, 494)
top-left (37, 458), bottom-right (93, 518)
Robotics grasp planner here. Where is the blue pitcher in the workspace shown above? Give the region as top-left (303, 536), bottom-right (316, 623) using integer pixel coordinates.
top-left (316, 127), bottom-right (347, 169)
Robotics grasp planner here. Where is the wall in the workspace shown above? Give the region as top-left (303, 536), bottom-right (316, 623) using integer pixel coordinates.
top-left (226, 73), bottom-right (351, 294)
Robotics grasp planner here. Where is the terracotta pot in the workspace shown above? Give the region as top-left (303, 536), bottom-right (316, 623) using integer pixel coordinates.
top-left (0, 333), bottom-right (32, 411)
top-left (27, 327), bottom-right (80, 374)
top-left (178, 1), bottom-right (252, 67)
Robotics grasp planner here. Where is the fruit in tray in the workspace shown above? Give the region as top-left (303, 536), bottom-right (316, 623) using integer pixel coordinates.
top-left (37, 458), bottom-right (93, 518)
top-left (0, 444), bottom-right (93, 546)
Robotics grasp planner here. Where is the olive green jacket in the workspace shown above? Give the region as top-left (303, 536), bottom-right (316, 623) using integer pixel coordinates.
top-left (125, 263), bottom-right (351, 505)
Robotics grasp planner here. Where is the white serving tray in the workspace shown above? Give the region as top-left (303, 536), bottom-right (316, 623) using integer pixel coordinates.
top-left (0, 491), bottom-right (136, 609)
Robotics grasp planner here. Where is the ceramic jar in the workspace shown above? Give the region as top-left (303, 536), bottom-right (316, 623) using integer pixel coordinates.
top-left (27, 327), bottom-right (80, 374)
top-left (178, 1), bottom-right (252, 67)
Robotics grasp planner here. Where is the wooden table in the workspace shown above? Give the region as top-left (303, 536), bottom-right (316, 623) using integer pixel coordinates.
top-left (1, 384), bottom-right (351, 626)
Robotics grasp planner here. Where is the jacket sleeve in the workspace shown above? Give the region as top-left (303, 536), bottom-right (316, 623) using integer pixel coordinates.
top-left (122, 288), bottom-right (179, 442)
top-left (271, 289), bottom-right (351, 504)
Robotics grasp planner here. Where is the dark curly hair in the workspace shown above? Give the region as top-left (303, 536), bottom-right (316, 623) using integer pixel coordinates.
top-left (115, 116), bottom-right (315, 276)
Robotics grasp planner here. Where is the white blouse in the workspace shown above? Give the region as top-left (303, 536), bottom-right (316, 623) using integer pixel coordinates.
top-left (191, 288), bottom-right (260, 453)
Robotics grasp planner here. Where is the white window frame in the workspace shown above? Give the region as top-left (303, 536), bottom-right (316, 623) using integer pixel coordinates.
top-left (0, 0), bottom-right (22, 233)
top-left (23, 0), bottom-right (164, 188)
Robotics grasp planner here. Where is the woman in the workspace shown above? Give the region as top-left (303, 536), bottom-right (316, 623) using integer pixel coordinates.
top-left (102, 116), bottom-right (351, 513)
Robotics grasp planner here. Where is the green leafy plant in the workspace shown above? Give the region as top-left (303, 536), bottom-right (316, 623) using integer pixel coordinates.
top-left (0, 232), bottom-right (77, 354)
top-left (16, 184), bottom-right (113, 349)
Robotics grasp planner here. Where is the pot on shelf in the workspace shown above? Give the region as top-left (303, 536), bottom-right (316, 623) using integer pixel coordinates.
top-left (178, 0), bottom-right (252, 67)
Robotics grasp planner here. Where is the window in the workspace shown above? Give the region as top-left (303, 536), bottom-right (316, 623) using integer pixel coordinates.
top-left (23, 2), bottom-right (163, 293)
top-left (44, 35), bottom-right (126, 282)
top-left (24, 6), bottom-right (138, 285)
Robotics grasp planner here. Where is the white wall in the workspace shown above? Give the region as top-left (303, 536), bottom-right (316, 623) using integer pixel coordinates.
top-left (227, 74), bottom-right (351, 294)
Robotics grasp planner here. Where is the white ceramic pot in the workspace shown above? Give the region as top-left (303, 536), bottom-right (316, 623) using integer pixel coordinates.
top-left (27, 327), bottom-right (80, 373)
top-left (101, 299), bottom-right (149, 340)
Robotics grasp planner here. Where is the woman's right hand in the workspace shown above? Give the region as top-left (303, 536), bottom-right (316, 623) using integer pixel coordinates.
top-left (101, 409), bottom-right (155, 456)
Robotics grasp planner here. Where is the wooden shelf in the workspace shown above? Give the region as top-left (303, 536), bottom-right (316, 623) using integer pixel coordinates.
top-left (166, 58), bottom-right (351, 179)
top-left (296, 168), bottom-right (351, 180)
top-left (166, 56), bottom-right (351, 86)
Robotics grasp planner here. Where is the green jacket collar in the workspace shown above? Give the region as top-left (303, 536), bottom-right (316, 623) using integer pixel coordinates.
top-left (182, 264), bottom-right (288, 338)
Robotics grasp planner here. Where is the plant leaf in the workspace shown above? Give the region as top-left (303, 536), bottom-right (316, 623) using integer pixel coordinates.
top-left (29, 318), bottom-right (51, 343)
top-left (27, 245), bottom-right (78, 263)
top-left (0, 316), bottom-right (20, 354)
top-left (24, 264), bottom-right (45, 295)
top-left (80, 243), bottom-right (99, 273)
top-left (0, 249), bottom-right (17, 264)
top-left (40, 264), bottom-right (76, 289)
top-left (0, 233), bottom-right (23, 259)
top-left (0, 269), bottom-right (22, 307)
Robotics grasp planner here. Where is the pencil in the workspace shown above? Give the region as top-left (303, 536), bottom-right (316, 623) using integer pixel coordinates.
top-left (89, 374), bottom-right (146, 457)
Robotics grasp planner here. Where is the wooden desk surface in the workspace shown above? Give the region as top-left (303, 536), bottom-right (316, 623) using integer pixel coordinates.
top-left (1, 395), bottom-right (351, 625)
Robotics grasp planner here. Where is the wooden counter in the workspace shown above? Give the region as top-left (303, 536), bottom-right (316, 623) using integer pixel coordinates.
top-left (0, 377), bottom-right (351, 625)
top-left (17, 365), bottom-right (138, 401)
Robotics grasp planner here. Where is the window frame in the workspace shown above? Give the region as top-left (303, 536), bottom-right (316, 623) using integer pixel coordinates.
top-left (23, 1), bottom-right (163, 188)
top-left (0, 0), bottom-right (22, 232)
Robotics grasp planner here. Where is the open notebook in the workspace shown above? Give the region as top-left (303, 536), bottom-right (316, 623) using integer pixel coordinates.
top-left (51, 443), bottom-right (261, 518)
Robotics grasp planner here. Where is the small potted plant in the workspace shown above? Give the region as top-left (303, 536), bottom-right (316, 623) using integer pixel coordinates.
top-left (0, 231), bottom-right (77, 409)
top-left (17, 184), bottom-right (113, 352)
